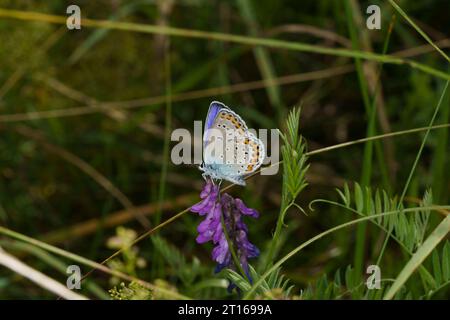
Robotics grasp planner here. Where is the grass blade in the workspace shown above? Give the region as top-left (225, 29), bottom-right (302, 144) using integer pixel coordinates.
top-left (236, 0), bottom-right (283, 120)
top-left (384, 214), bottom-right (450, 299)
top-left (0, 247), bottom-right (88, 300)
top-left (0, 8), bottom-right (448, 80)
top-left (243, 205), bottom-right (450, 299)
top-left (388, 0), bottom-right (450, 63)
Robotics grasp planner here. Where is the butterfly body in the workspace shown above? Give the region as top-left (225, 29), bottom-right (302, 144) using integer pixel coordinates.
top-left (200, 101), bottom-right (265, 186)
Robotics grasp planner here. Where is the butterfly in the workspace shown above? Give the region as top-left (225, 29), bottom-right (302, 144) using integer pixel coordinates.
top-left (199, 101), bottom-right (265, 186)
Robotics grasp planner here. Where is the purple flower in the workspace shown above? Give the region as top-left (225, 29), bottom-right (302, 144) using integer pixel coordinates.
top-left (191, 179), bottom-right (260, 283)
top-left (191, 180), bottom-right (219, 216)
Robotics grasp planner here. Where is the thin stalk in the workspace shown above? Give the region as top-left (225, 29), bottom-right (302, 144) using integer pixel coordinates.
top-left (0, 240), bottom-right (109, 299)
top-left (0, 248), bottom-right (88, 300)
top-left (242, 205), bottom-right (450, 299)
top-left (152, 46), bottom-right (172, 278)
top-left (384, 214), bottom-right (450, 299)
top-left (399, 82), bottom-right (449, 206)
top-left (220, 212), bottom-right (248, 281)
top-left (344, 0), bottom-right (372, 279)
top-left (431, 73), bottom-right (450, 203)
top-left (77, 123), bottom-right (450, 284)
top-left (263, 198), bottom-right (291, 272)
top-left (0, 9), bottom-right (448, 80)
top-left (388, 0), bottom-right (450, 63)
top-left (345, 2), bottom-right (395, 279)
top-left (376, 81), bottom-right (449, 266)
top-left (236, 0), bottom-right (283, 121)
top-left (156, 41), bottom-right (172, 225)
top-left (0, 226), bottom-right (190, 300)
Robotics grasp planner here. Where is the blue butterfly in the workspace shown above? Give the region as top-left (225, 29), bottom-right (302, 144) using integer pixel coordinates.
top-left (199, 101), bottom-right (265, 186)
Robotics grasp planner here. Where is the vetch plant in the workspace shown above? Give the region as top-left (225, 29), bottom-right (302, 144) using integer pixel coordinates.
top-left (190, 106), bottom-right (309, 294)
top-left (191, 178), bottom-right (260, 290)
top-left (1, 0), bottom-right (450, 302)
top-left (263, 107), bottom-right (309, 270)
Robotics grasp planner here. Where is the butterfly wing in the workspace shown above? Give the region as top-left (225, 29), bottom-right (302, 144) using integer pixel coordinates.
top-left (204, 101), bottom-right (228, 134)
top-left (203, 101), bottom-right (229, 152)
top-left (202, 101), bottom-right (265, 185)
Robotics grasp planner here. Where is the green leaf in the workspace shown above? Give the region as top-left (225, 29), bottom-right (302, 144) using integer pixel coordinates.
top-left (384, 215), bottom-right (450, 299)
top-left (442, 242), bottom-right (450, 281)
top-left (354, 183), bottom-right (364, 212)
top-left (432, 249), bottom-right (442, 285)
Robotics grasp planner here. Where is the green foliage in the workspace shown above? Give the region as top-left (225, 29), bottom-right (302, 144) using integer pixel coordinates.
top-left (427, 241), bottom-right (450, 298)
top-left (151, 235), bottom-right (229, 298)
top-left (264, 107), bottom-right (309, 270)
top-left (109, 282), bottom-right (152, 300)
top-left (279, 107), bottom-right (309, 205)
top-left (106, 227), bottom-right (147, 285)
top-left (384, 215), bottom-right (450, 299)
top-left (335, 183), bottom-right (450, 298)
top-left (222, 265), bottom-right (295, 299)
top-left (0, 0), bottom-right (448, 300)
top-left (336, 183), bottom-right (431, 253)
top-left (301, 266), bottom-right (364, 299)
top-left (151, 235), bottom-right (201, 287)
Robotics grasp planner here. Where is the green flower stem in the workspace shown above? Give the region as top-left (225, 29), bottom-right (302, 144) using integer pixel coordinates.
top-left (264, 199), bottom-right (293, 271)
top-left (220, 212), bottom-right (248, 281)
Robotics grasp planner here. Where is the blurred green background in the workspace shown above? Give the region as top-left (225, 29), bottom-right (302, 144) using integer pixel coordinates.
top-left (0, 0), bottom-right (448, 299)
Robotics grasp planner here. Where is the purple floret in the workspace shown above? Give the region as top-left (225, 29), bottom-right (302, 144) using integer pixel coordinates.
top-left (191, 179), bottom-right (260, 284)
